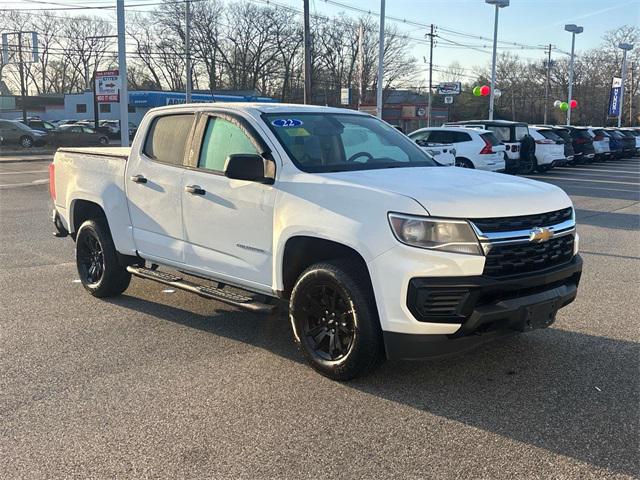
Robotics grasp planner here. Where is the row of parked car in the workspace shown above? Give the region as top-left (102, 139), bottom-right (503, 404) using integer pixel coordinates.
top-left (406, 119), bottom-right (640, 174)
top-left (0, 117), bottom-right (138, 149)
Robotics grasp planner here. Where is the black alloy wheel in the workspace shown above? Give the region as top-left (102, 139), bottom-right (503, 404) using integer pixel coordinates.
top-left (300, 283), bottom-right (356, 362)
top-left (290, 260), bottom-right (384, 380)
top-left (77, 229), bottom-right (105, 286)
top-left (75, 218), bottom-right (131, 297)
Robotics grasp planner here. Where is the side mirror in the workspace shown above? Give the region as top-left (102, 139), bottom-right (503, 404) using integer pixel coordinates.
top-left (224, 154), bottom-right (274, 183)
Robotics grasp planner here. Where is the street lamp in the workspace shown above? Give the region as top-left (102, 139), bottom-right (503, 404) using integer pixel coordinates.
top-left (564, 24), bottom-right (583, 126)
top-left (617, 42), bottom-right (634, 127)
top-left (486, 0), bottom-right (509, 120)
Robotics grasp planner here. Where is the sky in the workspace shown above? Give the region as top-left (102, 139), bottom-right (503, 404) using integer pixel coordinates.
top-left (3, 0), bottom-right (639, 83)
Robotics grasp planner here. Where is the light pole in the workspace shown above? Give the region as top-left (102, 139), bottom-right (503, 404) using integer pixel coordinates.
top-left (564, 24), bottom-right (583, 126)
top-left (617, 42), bottom-right (634, 127)
top-left (185, 0), bottom-right (192, 103)
top-left (116, 0), bottom-right (128, 147)
top-left (376, 0), bottom-right (386, 118)
top-left (486, 0), bottom-right (509, 120)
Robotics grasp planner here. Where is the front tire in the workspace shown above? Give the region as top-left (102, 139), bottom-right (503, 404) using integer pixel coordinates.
top-left (289, 260), bottom-right (384, 381)
top-left (19, 135), bottom-right (34, 148)
top-left (76, 218), bottom-right (131, 298)
top-left (98, 136), bottom-right (108, 145)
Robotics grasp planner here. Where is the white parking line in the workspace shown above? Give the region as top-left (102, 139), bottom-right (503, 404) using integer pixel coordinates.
top-left (0, 179), bottom-right (49, 189)
top-left (0, 170), bottom-right (49, 175)
top-left (524, 175), bottom-right (639, 186)
top-left (555, 167), bottom-right (639, 175)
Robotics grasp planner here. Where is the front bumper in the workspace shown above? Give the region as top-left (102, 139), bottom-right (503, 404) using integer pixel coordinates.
top-left (383, 255), bottom-right (582, 360)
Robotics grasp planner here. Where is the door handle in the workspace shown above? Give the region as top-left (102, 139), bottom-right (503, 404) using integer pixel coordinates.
top-left (130, 174), bottom-right (147, 184)
top-left (185, 184), bottom-right (205, 195)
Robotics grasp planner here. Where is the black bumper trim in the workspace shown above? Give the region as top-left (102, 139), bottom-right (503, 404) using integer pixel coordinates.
top-left (393, 256), bottom-right (583, 360)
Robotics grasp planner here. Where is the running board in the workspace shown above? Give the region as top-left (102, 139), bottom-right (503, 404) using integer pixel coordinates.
top-left (126, 266), bottom-right (279, 314)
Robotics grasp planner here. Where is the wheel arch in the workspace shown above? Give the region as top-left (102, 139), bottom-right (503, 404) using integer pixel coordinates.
top-left (70, 198), bottom-right (108, 234)
top-left (280, 235), bottom-right (373, 299)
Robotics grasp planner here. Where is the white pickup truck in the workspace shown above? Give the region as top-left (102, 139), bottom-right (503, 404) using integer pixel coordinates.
top-left (50, 103), bottom-right (583, 380)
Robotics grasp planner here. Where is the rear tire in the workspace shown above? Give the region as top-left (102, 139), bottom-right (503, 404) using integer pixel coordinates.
top-left (98, 136), bottom-right (108, 145)
top-left (75, 218), bottom-right (131, 298)
top-left (289, 259), bottom-right (384, 381)
top-left (455, 157), bottom-right (474, 169)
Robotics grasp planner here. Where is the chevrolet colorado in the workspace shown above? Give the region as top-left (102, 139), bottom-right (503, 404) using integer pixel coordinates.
top-left (50, 103), bottom-right (582, 380)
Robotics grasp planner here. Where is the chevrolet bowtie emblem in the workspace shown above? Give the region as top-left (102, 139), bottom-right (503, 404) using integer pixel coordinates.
top-left (529, 227), bottom-right (554, 243)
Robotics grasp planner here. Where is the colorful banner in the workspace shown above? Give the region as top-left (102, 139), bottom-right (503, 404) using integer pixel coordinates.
top-left (607, 77), bottom-right (622, 117)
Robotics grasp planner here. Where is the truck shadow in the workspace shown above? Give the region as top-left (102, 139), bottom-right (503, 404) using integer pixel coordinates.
top-left (109, 294), bottom-right (639, 477)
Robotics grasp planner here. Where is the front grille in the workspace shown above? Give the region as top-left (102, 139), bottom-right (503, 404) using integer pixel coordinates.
top-left (484, 235), bottom-right (574, 277)
top-left (471, 207), bottom-right (572, 233)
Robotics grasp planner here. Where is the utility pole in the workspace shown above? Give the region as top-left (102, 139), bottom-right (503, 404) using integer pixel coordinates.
top-left (543, 43), bottom-right (552, 124)
top-left (630, 62), bottom-right (635, 126)
top-left (376, 0), bottom-right (385, 118)
top-left (303, 0), bottom-right (312, 104)
top-left (17, 32), bottom-right (27, 122)
top-left (358, 22), bottom-right (364, 107)
top-left (185, 0), bottom-right (192, 103)
top-left (116, 0), bottom-right (129, 147)
top-left (617, 43), bottom-right (634, 127)
top-left (426, 24), bottom-right (436, 127)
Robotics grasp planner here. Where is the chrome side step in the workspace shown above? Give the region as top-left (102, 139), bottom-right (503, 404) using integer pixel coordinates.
top-left (126, 266), bottom-right (279, 314)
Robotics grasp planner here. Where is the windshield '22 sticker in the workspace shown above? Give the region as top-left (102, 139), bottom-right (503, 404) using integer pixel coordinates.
top-left (271, 118), bottom-right (303, 128)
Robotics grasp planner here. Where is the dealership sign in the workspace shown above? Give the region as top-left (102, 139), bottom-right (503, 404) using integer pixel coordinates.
top-left (607, 77), bottom-right (622, 117)
top-left (95, 70), bottom-right (120, 102)
top-left (437, 82), bottom-right (462, 95)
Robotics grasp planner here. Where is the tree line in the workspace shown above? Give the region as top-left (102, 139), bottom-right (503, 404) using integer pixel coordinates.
top-left (0, 1), bottom-right (638, 126)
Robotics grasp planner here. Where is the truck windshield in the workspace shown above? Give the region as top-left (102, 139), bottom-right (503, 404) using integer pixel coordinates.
top-left (262, 112), bottom-right (436, 173)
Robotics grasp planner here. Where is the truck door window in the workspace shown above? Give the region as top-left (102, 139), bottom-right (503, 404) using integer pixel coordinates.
top-left (143, 114), bottom-right (194, 166)
top-left (198, 117), bottom-right (259, 172)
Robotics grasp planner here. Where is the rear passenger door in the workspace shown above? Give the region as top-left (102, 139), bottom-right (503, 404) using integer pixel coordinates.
top-left (126, 113), bottom-right (195, 264)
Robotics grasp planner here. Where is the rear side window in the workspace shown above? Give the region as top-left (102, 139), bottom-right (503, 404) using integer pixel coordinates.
top-left (480, 132), bottom-right (501, 146)
top-left (198, 116), bottom-right (258, 172)
top-left (143, 114), bottom-right (194, 165)
top-left (514, 126), bottom-right (529, 141)
top-left (451, 131), bottom-right (471, 142)
top-left (488, 126), bottom-right (510, 142)
top-left (571, 129), bottom-right (591, 139)
top-left (427, 131), bottom-right (453, 143)
top-left (539, 130), bottom-right (561, 142)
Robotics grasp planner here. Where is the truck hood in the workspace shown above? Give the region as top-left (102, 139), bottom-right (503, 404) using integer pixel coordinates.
top-left (322, 166), bottom-right (572, 218)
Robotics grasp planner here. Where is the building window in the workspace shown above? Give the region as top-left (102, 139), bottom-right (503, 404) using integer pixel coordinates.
top-left (76, 103), bottom-right (87, 113)
top-left (128, 104), bottom-right (136, 113)
top-left (99, 103), bottom-right (111, 113)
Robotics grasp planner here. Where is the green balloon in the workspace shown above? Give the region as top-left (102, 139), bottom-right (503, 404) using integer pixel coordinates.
top-left (473, 86), bottom-right (482, 96)
top-left (559, 101), bottom-right (569, 111)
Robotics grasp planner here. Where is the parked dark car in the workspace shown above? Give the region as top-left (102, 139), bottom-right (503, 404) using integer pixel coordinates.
top-left (75, 120), bottom-right (113, 137)
top-left (533, 125), bottom-right (575, 163)
top-left (566, 126), bottom-right (595, 163)
top-left (617, 129), bottom-right (637, 157)
top-left (49, 124), bottom-right (109, 147)
top-left (0, 119), bottom-right (48, 148)
top-left (444, 119), bottom-right (529, 172)
top-left (19, 118), bottom-right (56, 133)
top-left (600, 129), bottom-right (623, 158)
top-left (605, 129), bottom-right (631, 158)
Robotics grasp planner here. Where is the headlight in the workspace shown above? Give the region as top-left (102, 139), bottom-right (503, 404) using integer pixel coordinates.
top-left (388, 213), bottom-right (482, 255)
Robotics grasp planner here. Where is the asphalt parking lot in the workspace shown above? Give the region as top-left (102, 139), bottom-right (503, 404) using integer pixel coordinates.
top-left (1, 157), bottom-right (638, 479)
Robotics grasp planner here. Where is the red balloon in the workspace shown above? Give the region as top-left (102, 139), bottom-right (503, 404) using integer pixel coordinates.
top-left (480, 85), bottom-right (490, 96)
top-left (570, 99), bottom-right (578, 109)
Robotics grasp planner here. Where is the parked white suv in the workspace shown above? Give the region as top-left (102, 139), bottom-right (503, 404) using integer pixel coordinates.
top-left (406, 131), bottom-right (455, 166)
top-left (50, 103), bottom-right (582, 380)
top-left (528, 126), bottom-right (567, 172)
top-left (408, 127), bottom-right (505, 171)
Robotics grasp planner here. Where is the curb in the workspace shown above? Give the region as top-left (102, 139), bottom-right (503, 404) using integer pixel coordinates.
top-left (0, 157), bottom-right (54, 163)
